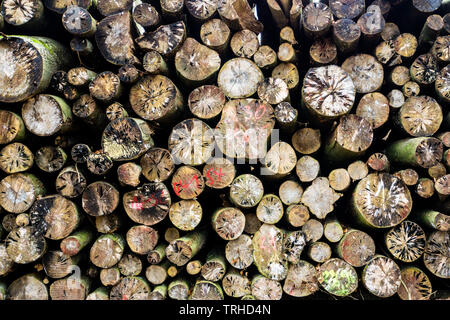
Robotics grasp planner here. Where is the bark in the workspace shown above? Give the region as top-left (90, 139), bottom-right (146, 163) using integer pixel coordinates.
top-left (0, 35), bottom-right (72, 103)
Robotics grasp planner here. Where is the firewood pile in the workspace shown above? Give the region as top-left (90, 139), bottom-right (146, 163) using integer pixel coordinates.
top-left (0, 0), bottom-right (448, 300)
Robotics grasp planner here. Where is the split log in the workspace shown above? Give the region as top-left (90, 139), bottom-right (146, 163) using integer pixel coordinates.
top-left (175, 37), bottom-right (221, 87)
top-left (266, 0), bottom-right (288, 29)
top-left (95, 12), bottom-right (139, 65)
top-left (136, 21), bottom-right (186, 57)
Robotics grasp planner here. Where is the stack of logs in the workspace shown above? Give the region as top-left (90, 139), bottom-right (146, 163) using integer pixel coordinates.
top-left (0, 0), bottom-right (449, 300)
